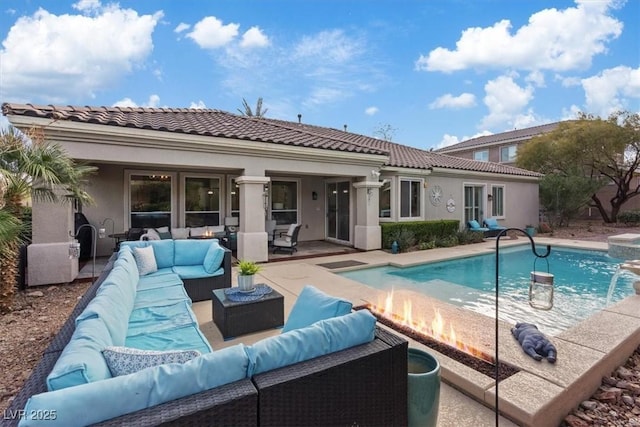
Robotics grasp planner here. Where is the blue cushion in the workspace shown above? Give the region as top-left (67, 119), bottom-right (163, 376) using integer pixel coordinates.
top-left (281, 285), bottom-right (352, 333)
top-left (172, 265), bottom-right (222, 279)
top-left (115, 249), bottom-right (139, 281)
top-left (126, 324), bottom-right (213, 355)
top-left (76, 286), bottom-right (131, 346)
top-left (99, 264), bottom-right (136, 314)
top-left (174, 239), bottom-right (215, 266)
top-left (19, 344), bottom-right (248, 427)
top-left (126, 301), bottom-right (198, 337)
top-left (137, 273), bottom-right (183, 291)
top-left (468, 220), bottom-right (481, 229)
top-left (121, 240), bottom-right (175, 269)
top-left (203, 242), bottom-right (225, 274)
top-left (133, 285), bottom-right (190, 309)
top-left (46, 317), bottom-right (113, 391)
top-left (246, 309), bottom-right (376, 376)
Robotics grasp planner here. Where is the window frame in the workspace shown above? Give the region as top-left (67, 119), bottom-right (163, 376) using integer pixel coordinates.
top-left (500, 145), bottom-right (517, 163)
top-left (473, 150), bottom-right (489, 162)
top-left (125, 170), bottom-right (177, 230)
top-left (269, 177), bottom-right (300, 225)
top-left (181, 173), bottom-right (223, 227)
top-left (491, 184), bottom-right (506, 219)
top-left (399, 177), bottom-right (423, 220)
top-left (378, 178), bottom-right (392, 220)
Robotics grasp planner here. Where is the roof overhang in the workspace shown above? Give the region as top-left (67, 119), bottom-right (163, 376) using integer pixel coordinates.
top-left (429, 166), bottom-right (542, 181)
top-left (6, 115), bottom-right (388, 168)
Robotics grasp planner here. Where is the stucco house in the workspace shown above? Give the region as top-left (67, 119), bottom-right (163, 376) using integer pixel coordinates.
top-left (2, 103), bottom-right (541, 285)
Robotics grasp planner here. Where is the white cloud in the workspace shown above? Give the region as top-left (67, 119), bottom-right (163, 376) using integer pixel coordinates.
top-left (416, 0), bottom-right (622, 73)
top-left (429, 93), bottom-right (476, 109)
top-left (112, 94), bottom-right (161, 108)
top-left (581, 66), bottom-right (640, 116)
top-left (559, 75), bottom-right (581, 87)
top-left (174, 22), bottom-right (190, 33)
top-left (240, 26), bottom-right (269, 48)
top-left (481, 75), bottom-right (534, 129)
top-left (0, 4), bottom-right (162, 104)
top-left (186, 16), bottom-right (239, 49)
top-left (435, 130), bottom-right (493, 149)
top-left (72, 0), bottom-right (101, 13)
top-left (525, 70), bottom-right (545, 87)
top-left (293, 29), bottom-right (363, 65)
top-left (189, 101), bottom-right (207, 109)
top-left (365, 106), bottom-right (379, 115)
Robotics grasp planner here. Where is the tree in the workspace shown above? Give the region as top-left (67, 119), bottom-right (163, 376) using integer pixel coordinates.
top-left (373, 123), bottom-right (397, 141)
top-left (0, 126), bottom-right (96, 311)
top-left (237, 97), bottom-right (268, 118)
top-left (516, 111), bottom-right (640, 223)
top-left (539, 171), bottom-right (603, 227)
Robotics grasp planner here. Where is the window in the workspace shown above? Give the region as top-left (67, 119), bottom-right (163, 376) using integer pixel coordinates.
top-left (184, 176), bottom-right (221, 227)
top-left (270, 180), bottom-right (299, 225)
top-left (473, 150), bottom-right (489, 162)
top-left (400, 178), bottom-right (421, 218)
top-left (229, 177), bottom-right (240, 220)
top-left (500, 145), bottom-right (517, 163)
top-left (379, 180), bottom-right (391, 218)
top-left (491, 185), bottom-right (505, 217)
top-left (128, 173), bottom-right (173, 229)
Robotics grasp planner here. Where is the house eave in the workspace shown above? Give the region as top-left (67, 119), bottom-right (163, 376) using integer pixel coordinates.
top-left (429, 166), bottom-right (541, 181)
top-left (6, 115), bottom-right (388, 167)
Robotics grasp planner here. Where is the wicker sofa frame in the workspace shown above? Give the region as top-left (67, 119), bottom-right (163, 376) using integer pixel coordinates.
top-left (5, 257), bottom-right (408, 426)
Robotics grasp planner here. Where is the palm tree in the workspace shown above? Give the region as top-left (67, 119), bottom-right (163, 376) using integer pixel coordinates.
top-left (0, 126), bottom-right (96, 311)
top-left (237, 97), bottom-right (268, 118)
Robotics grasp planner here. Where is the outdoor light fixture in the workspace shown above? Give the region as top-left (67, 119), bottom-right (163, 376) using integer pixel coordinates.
top-left (69, 224), bottom-right (99, 284)
top-left (99, 217), bottom-right (115, 250)
top-left (494, 228), bottom-right (552, 426)
top-left (487, 194), bottom-right (493, 202)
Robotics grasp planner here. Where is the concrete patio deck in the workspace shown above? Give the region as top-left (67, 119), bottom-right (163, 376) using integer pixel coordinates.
top-left (189, 237), bottom-right (640, 427)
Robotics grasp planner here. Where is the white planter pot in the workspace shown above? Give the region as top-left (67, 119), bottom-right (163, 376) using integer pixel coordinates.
top-left (238, 274), bottom-right (255, 292)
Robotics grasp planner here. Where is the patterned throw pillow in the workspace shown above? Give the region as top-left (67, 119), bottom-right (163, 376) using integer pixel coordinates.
top-left (102, 346), bottom-right (201, 376)
top-left (132, 245), bottom-right (157, 276)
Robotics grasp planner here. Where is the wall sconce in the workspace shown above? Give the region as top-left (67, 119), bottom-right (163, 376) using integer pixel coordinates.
top-left (487, 194), bottom-right (493, 202)
top-left (69, 224), bottom-right (99, 284)
top-left (312, 191), bottom-right (318, 200)
top-left (263, 188), bottom-right (269, 211)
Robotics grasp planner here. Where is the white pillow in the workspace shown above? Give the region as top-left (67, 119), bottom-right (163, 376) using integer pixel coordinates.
top-left (144, 229), bottom-right (161, 241)
top-left (156, 226), bottom-right (170, 233)
top-left (171, 227), bottom-right (190, 240)
top-left (102, 346), bottom-right (201, 376)
top-left (133, 246), bottom-right (157, 276)
top-left (208, 225), bottom-right (225, 234)
top-left (190, 226), bottom-right (207, 237)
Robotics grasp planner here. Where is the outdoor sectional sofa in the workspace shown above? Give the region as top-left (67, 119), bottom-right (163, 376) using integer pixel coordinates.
top-left (6, 241), bottom-right (409, 426)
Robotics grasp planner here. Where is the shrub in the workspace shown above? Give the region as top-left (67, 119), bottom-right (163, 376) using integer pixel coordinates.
top-left (456, 229), bottom-right (485, 245)
top-left (617, 210), bottom-right (640, 224)
top-left (381, 220), bottom-right (459, 249)
top-left (435, 235), bottom-right (459, 248)
top-left (387, 229), bottom-right (416, 252)
top-left (418, 240), bottom-right (436, 250)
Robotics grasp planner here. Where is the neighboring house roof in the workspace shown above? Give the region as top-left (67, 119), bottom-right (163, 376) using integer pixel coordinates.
top-left (2, 103), bottom-right (541, 178)
top-left (435, 122), bottom-right (562, 153)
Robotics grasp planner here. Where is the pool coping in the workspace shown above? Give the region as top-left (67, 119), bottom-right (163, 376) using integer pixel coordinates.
top-left (300, 237), bottom-right (640, 427)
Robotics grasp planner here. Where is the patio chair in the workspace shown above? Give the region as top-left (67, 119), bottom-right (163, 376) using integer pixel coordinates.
top-left (483, 217), bottom-right (507, 231)
top-left (467, 220), bottom-right (489, 233)
top-left (272, 223), bottom-right (302, 254)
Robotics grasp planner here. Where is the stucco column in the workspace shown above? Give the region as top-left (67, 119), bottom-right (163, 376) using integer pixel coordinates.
top-left (353, 181), bottom-right (383, 250)
top-left (236, 175), bottom-right (270, 262)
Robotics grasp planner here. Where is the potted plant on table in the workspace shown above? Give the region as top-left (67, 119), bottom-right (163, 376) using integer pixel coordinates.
top-left (237, 259), bottom-right (261, 292)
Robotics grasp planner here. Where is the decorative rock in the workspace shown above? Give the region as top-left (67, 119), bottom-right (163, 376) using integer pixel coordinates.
top-left (616, 380), bottom-right (630, 389)
top-left (603, 376), bottom-right (618, 386)
top-left (595, 389), bottom-right (621, 403)
top-left (628, 383), bottom-right (640, 395)
top-left (37, 316), bottom-right (48, 322)
top-left (580, 400), bottom-right (598, 410)
top-left (26, 291), bottom-right (44, 298)
top-left (622, 395), bottom-right (635, 406)
top-left (616, 366), bottom-right (633, 379)
top-left (564, 414), bottom-right (589, 427)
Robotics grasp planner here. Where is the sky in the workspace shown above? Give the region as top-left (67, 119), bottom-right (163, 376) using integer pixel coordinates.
top-left (0, 0), bottom-right (638, 150)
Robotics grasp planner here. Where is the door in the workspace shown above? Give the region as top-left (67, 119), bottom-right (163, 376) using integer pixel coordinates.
top-left (464, 185), bottom-right (485, 224)
top-left (326, 181), bottom-right (350, 242)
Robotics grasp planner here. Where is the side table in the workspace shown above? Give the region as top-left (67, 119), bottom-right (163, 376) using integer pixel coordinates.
top-left (212, 285), bottom-right (284, 339)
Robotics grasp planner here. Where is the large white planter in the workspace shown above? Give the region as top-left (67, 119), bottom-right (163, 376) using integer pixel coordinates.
top-left (237, 274), bottom-right (255, 292)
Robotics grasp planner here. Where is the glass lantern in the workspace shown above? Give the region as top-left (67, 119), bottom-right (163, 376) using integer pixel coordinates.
top-left (529, 271), bottom-right (554, 310)
top-left (68, 240), bottom-right (81, 259)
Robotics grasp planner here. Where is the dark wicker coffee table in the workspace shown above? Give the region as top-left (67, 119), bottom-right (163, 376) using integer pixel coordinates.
top-left (212, 285), bottom-right (284, 339)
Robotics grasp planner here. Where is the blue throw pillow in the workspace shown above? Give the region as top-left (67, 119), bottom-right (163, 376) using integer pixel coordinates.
top-left (281, 285), bottom-right (352, 333)
top-left (203, 242), bottom-right (225, 274)
top-left (469, 220), bottom-right (480, 229)
top-left (246, 309), bottom-right (376, 376)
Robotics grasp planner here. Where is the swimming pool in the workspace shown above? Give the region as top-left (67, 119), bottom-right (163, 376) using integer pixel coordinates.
top-left (338, 246), bottom-right (637, 335)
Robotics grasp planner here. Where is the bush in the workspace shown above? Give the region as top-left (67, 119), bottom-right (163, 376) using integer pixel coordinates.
top-left (617, 210), bottom-right (640, 224)
top-left (456, 229), bottom-right (485, 245)
top-left (435, 235), bottom-right (459, 248)
top-left (387, 229), bottom-right (416, 252)
top-left (381, 220), bottom-right (459, 249)
top-left (418, 240), bottom-right (436, 250)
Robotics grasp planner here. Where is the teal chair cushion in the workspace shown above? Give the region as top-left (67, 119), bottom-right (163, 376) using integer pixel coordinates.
top-left (282, 285), bottom-right (352, 333)
top-left (203, 242), bottom-right (225, 273)
top-left (174, 239), bottom-right (215, 266)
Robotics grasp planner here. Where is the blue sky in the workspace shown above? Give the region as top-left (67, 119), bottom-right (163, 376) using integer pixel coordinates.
top-left (1, 0), bottom-right (638, 150)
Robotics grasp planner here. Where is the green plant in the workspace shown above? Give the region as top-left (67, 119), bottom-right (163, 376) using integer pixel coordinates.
top-left (238, 259), bottom-right (261, 275)
top-left (387, 229), bottom-right (416, 252)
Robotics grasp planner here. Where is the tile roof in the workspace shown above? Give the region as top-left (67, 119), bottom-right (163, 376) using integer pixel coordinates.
top-left (2, 103), bottom-right (541, 178)
top-left (435, 122), bottom-right (563, 153)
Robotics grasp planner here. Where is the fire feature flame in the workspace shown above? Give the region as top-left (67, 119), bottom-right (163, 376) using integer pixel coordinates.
top-left (368, 290), bottom-right (492, 363)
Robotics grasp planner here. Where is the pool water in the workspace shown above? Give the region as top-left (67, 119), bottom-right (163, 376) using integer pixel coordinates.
top-left (338, 246), bottom-right (637, 335)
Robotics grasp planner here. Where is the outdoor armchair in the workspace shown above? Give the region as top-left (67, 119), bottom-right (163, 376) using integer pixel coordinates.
top-left (272, 223), bottom-right (302, 254)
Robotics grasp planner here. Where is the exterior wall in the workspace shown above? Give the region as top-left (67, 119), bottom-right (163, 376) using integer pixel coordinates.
top-left (443, 143), bottom-right (521, 165)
